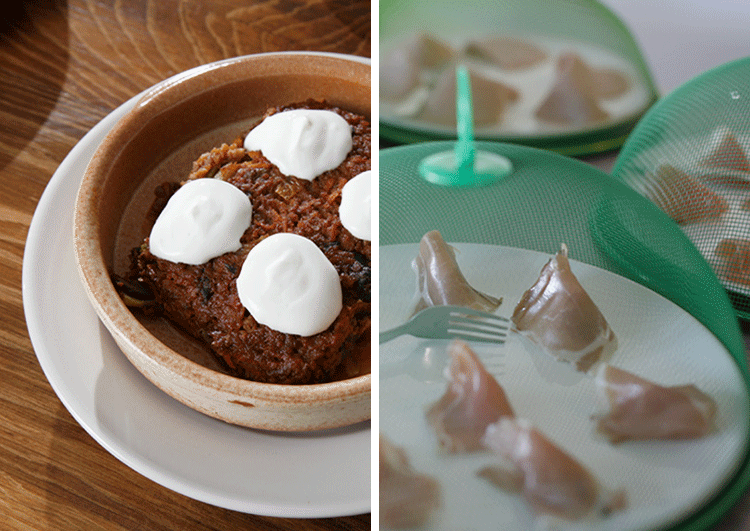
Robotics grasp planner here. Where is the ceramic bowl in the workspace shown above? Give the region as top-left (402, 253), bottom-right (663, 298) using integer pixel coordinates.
top-left (73, 52), bottom-right (371, 432)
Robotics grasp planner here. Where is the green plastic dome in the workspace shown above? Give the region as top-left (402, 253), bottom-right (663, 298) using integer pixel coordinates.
top-left (380, 140), bottom-right (749, 530)
top-left (612, 56), bottom-right (750, 320)
top-left (379, 0), bottom-right (658, 156)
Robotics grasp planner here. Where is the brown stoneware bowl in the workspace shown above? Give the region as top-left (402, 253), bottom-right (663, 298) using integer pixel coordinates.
top-left (73, 52), bottom-right (371, 432)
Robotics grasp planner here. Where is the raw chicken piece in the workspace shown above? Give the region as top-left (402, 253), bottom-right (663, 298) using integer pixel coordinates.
top-left (535, 53), bottom-right (610, 127)
top-left (700, 128), bottom-right (750, 173)
top-left (380, 434), bottom-right (442, 528)
top-left (413, 230), bottom-right (502, 313)
top-left (418, 66), bottom-right (519, 127)
top-left (480, 418), bottom-right (628, 521)
top-left (464, 36), bottom-right (547, 70)
top-left (594, 364), bottom-right (717, 443)
top-left (644, 164), bottom-right (729, 225)
top-left (511, 244), bottom-right (617, 372)
top-left (426, 340), bottom-right (514, 453)
top-left (381, 34), bottom-right (454, 100)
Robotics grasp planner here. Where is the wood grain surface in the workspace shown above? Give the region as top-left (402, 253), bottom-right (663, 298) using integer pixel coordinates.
top-left (0, 0), bottom-right (370, 529)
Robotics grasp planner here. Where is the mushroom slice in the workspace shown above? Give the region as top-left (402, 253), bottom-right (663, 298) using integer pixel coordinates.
top-left (480, 418), bottom-right (628, 520)
top-left (594, 364), bottom-right (717, 444)
top-left (413, 230), bottom-right (502, 313)
top-left (644, 164), bottom-right (729, 225)
top-left (715, 238), bottom-right (750, 287)
top-left (381, 34), bottom-right (454, 100)
top-left (380, 434), bottom-right (442, 528)
top-left (426, 340), bottom-right (514, 453)
top-left (418, 66), bottom-right (519, 127)
top-left (511, 244), bottom-right (616, 373)
top-left (464, 36), bottom-right (547, 70)
top-left (535, 53), bottom-right (610, 127)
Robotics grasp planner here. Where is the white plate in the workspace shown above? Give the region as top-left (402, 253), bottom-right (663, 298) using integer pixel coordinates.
top-left (379, 243), bottom-right (749, 531)
top-left (22, 81), bottom-right (370, 518)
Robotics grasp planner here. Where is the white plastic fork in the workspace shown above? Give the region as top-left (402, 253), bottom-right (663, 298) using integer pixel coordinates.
top-left (379, 305), bottom-right (510, 344)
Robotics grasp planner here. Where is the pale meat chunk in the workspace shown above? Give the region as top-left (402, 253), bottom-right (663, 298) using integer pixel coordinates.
top-left (381, 34), bottom-right (454, 100)
top-left (644, 164), bottom-right (729, 225)
top-left (535, 53), bottom-right (610, 127)
top-left (715, 238), bottom-right (750, 286)
top-left (480, 418), bottom-right (628, 521)
top-left (413, 230), bottom-right (502, 314)
top-left (464, 36), bottom-right (547, 70)
top-left (380, 434), bottom-right (442, 528)
top-left (594, 364), bottom-right (717, 444)
top-left (418, 67), bottom-right (519, 127)
top-left (511, 244), bottom-right (617, 373)
top-left (700, 128), bottom-right (750, 173)
top-left (426, 340), bottom-right (514, 452)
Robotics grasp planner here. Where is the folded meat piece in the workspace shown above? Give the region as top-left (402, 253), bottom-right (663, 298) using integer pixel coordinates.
top-left (700, 128), bottom-right (750, 173)
top-left (594, 364), bottom-right (717, 444)
top-left (715, 238), bottom-right (750, 286)
top-left (426, 340), bottom-right (514, 452)
top-left (413, 230), bottom-right (502, 314)
top-left (418, 67), bottom-right (519, 127)
top-left (535, 53), bottom-right (610, 127)
top-left (644, 164), bottom-right (729, 225)
top-left (380, 434), bottom-right (442, 528)
top-left (511, 244), bottom-right (617, 373)
top-left (480, 418), bottom-right (628, 521)
top-left (381, 34), bottom-right (454, 100)
top-left (463, 36), bottom-right (547, 70)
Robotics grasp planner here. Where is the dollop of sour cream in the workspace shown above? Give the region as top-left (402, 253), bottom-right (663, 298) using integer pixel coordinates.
top-left (236, 233), bottom-right (342, 336)
top-left (149, 179), bottom-right (252, 265)
top-left (243, 109), bottom-right (352, 181)
top-left (339, 170), bottom-right (371, 241)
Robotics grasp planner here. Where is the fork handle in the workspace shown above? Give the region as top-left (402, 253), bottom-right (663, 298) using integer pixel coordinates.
top-left (379, 322), bottom-right (411, 344)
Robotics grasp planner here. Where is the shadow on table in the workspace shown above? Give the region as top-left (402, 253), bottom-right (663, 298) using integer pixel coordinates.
top-left (0, 0), bottom-right (69, 172)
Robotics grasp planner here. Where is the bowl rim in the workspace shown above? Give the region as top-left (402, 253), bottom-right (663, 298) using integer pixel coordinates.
top-left (73, 51), bottom-right (372, 407)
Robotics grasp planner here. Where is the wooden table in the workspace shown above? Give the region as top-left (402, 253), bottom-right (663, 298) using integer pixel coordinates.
top-left (0, 1), bottom-right (369, 529)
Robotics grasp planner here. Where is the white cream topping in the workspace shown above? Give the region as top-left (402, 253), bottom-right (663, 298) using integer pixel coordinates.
top-left (236, 233), bottom-right (342, 336)
top-left (243, 109), bottom-right (353, 181)
top-left (339, 170), bottom-right (372, 241)
top-left (149, 178), bottom-right (252, 265)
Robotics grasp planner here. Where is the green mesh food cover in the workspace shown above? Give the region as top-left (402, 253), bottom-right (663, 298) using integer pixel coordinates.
top-left (379, 141), bottom-right (749, 530)
top-left (379, 0), bottom-right (657, 155)
top-left (611, 57), bottom-right (750, 321)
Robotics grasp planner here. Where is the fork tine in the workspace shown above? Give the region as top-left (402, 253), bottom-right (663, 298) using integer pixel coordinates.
top-left (447, 309), bottom-right (509, 321)
top-left (379, 304), bottom-right (510, 344)
top-left (447, 315), bottom-right (509, 332)
top-left (447, 310), bottom-right (508, 330)
top-left (445, 329), bottom-right (507, 343)
top-left (443, 306), bottom-right (508, 343)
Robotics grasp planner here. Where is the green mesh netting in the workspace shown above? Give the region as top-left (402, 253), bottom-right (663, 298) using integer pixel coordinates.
top-left (381, 142), bottom-right (743, 360)
top-left (379, 0), bottom-right (658, 155)
top-left (612, 56), bottom-right (750, 321)
top-left (379, 140), bottom-right (749, 530)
